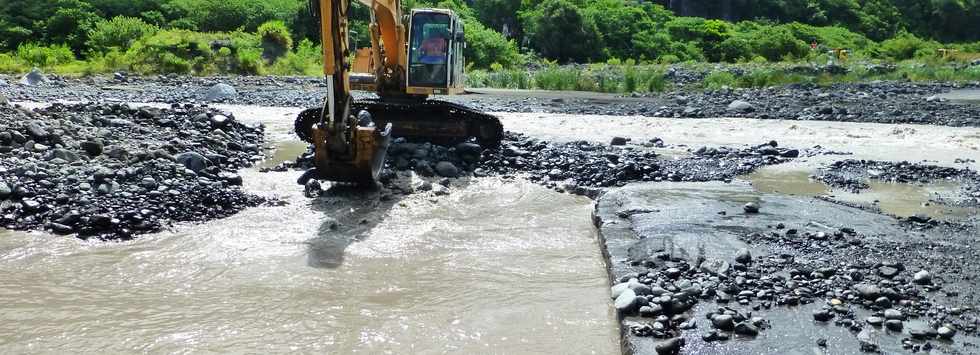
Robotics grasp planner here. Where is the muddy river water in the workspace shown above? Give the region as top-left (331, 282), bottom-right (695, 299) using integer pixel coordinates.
top-left (3, 103), bottom-right (979, 353)
top-left (0, 105), bottom-right (619, 353)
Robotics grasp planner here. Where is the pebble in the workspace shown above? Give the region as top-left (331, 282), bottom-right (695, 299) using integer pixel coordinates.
top-left (654, 337), bottom-right (684, 355)
top-left (883, 308), bottom-right (904, 320)
top-left (734, 248), bottom-right (752, 264)
top-left (728, 100), bottom-right (755, 112)
top-left (854, 283), bottom-right (881, 300)
top-left (743, 202), bottom-right (760, 213)
top-left (434, 161), bottom-right (459, 177)
top-left (711, 314), bottom-right (735, 330)
top-left (938, 325), bottom-right (956, 339)
top-left (80, 140), bottom-right (104, 156)
top-left (734, 322), bottom-right (759, 336)
top-left (812, 309), bottom-right (833, 322)
top-left (884, 319), bottom-right (903, 331)
top-left (614, 288), bottom-right (638, 312)
top-left (913, 270), bottom-right (931, 285)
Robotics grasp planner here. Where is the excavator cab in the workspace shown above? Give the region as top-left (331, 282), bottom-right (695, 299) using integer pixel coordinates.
top-left (405, 9), bottom-right (465, 95)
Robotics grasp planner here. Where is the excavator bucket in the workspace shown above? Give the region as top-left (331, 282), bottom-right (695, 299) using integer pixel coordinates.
top-left (295, 108), bottom-right (392, 185)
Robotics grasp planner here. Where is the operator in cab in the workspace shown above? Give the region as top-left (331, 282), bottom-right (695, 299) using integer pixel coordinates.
top-left (419, 29), bottom-right (449, 83)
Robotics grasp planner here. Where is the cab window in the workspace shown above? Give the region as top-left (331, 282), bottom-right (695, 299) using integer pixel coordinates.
top-left (409, 12), bottom-right (451, 87)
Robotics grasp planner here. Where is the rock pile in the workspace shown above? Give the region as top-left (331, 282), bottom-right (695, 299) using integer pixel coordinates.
top-left (0, 102), bottom-right (267, 239)
top-left (274, 133), bottom-right (798, 198)
top-left (480, 133), bottom-right (797, 194)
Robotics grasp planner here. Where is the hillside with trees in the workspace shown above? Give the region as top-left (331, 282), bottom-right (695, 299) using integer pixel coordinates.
top-left (0, 0), bottom-right (978, 76)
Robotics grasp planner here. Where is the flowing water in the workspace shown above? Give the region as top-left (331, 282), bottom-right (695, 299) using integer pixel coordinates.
top-left (0, 105), bottom-right (619, 353)
top-left (745, 167), bottom-right (977, 220)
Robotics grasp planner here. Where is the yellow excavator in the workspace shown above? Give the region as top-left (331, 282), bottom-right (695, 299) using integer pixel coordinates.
top-left (295, 0), bottom-right (503, 185)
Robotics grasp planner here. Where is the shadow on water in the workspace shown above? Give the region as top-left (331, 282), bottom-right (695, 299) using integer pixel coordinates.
top-left (303, 176), bottom-right (473, 268)
top-left (304, 183), bottom-right (396, 268)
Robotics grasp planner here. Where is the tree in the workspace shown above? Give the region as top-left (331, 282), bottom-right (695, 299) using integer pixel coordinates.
top-left (581, 0), bottom-right (657, 59)
top-left (43, 1), bottom-right (104, 53)
top-left (522, 0), bottom-right (601, 63)
top-left (472, 0), bottom-right (523, 38)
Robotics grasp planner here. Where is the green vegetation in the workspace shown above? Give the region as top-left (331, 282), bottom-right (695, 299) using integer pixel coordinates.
top-left (0, 0), bottom-right (977, 93)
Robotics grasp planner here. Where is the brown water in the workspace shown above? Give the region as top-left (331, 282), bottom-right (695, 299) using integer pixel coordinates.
top-left (746, 167), bottom-right (977, 220)
top-left (0, 105), bottom-right (618, 353)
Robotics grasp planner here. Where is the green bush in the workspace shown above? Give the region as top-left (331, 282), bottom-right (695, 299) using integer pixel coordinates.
top-left (87, 16), bottom-right (159, 52)
top-left (266, 39), bottom-right (321, 76)
top-left (717, 36), bottom-right (753, 62)
top-left (42, 2), bottom-right (103, 53)
top-left (782, 23), bottom-right (872, 50)
top-left (126, 29), bottom-right (262, 74)
top-left (166, 0), bottom-right (302, 32)
top-left (464, 21), bottom-right (522, 69)
top-left (639, 67), bottom-right (667, 92)
top-left (523, 0), bottom-right (602, 63)
top-left (750, 26), bottom-right (809, 62)
top-left (257, 20), bottom-right (292, 61)
top-left (877, 32), bottom-right (939, 60)
top-left (703, 70), bottom-right (736, 89)
top-left (236, 47), bottom-right (263, 75)
top-left (0, 53), bottom-right (28, 73)
top-left (159, 52), bottom-right (191, 74)
top-left (16, 43), bottom-right (76, 67)
top-left (534, 65), bottom-right (580, 90)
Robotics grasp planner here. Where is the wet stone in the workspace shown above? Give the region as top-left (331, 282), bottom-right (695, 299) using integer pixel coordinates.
top-left (913, 270), bottom-right (932, 285)
top-left (0, 182), bottom-right (11, 200)
top-left (813, 309), bottom-right (834, 322)
top-left (938, 326), bottom-right (956, 339)
top-left (884, 319), bottom-right (903, 331)
top-left (854, 283), bottom-right (881, 300)
top-left (654, 337), bottom-right (684, 355)
top-left (884, 308), bottom-right (904, 320)
top-left (743, 202), bottom-right (760, 214)
top-left (434, 161), bottom-right (459, 177)
top-left (711, 314), bottom-right (735, 331)
top-left (866, 316), bottom-right (884, 326)
top-left (734, 322), bottom-right (760, 336)
top-left (735, 248), bottom-right (752, 264)
top-left (615, 288), bottom-right (638, 312)
top-left (80, 140), bottom-right (103, 156)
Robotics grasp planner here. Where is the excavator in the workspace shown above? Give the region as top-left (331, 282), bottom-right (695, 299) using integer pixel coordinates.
top-left (295, 0), bottom-right (503, 185)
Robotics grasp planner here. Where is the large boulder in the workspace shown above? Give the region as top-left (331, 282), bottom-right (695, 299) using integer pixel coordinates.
top-left (727, 100), bottom-right (755, 113)
top-left (205, 83), bottom-right (238, 102)
top-left (20, 68), bottom-right (48, 86)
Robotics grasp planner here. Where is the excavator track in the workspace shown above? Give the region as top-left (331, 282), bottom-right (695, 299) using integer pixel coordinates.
top-left (294, 99), bottom-right (503, 148)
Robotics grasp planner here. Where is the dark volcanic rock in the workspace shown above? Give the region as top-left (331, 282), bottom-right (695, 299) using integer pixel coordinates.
top-left (0, 102), bottom-right (267, 240)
